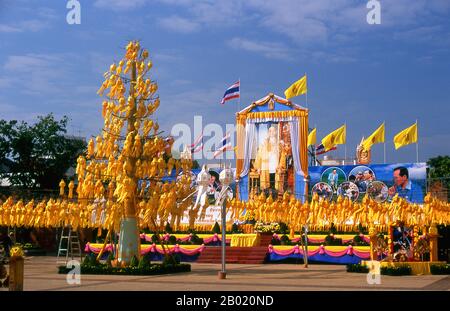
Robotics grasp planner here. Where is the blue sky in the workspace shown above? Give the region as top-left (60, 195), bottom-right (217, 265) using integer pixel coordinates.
top-left (0, 0), bottom-right (449, 164)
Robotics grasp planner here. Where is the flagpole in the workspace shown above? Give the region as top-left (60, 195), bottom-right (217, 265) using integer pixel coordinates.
top-left (344, 122), bottom-right (347, 165)
top-left (314, 123), bottom-right (317, 166)
top-left (238, 78), bottom-right (241, 112)
top-left (416, 119), bottom-right (419, 163)
top-left (305, 72), bottom-right (308, 109)
top-left (383, 120), bottom-right (386, 164)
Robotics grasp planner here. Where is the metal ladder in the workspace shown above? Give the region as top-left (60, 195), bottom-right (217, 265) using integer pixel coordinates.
top-left (57, 226), bottom-right (83, 264)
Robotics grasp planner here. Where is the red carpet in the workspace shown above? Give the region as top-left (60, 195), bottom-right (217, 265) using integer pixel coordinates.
top-left (196, 234), bottom-right (273, 264)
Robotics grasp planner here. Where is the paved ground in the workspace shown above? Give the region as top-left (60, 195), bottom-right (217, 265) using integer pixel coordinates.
top-left (2, 256), bottom-right (449, 291)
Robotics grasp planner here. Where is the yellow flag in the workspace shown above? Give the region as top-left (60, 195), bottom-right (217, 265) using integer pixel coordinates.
top-left (307, 128), bottom-right (316, 147)
top-left (321, 125), bottom-right (346, 151)
top-left (393, 122), bottom-right (418, 150)
top-left (284, 75), bottom-right (307, 99)
top-left (362, 123), bottom-right (385, 151)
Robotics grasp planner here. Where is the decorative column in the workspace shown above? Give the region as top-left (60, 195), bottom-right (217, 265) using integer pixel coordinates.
top-left (369, 225), bottom-right (378, 261)
top-left (388, 224), bottom-right (394, 256)
top-left (413, 225), bottom-right (419, 261)
top-left (428, 224), bottom-right (440, 262)
top-left (9, 247), bottom-right (24, 291)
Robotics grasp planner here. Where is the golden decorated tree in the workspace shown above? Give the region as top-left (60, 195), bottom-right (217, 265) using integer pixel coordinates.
top-left (74, 41), bottom-right (192, 263)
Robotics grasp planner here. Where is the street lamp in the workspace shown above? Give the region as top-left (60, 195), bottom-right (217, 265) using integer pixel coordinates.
top-left (217, 164), bottom-right (234, 279)
top-left (303, 224), bottom-right (309, 268)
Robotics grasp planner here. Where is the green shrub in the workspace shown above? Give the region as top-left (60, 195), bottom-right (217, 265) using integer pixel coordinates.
top-left (130, 255), bottom-right (139, 268)
top-left (270, 237), bottom-right (281, 245)
top-left (82, 253), bottom-right (98, 267)
top-left (279, 222), bottom-right (289, 235)
top-left (330, 223), bottom-right (337, 234)
top-left (325, 235), bottom-right (343, 246)
top-left (106, 252), bottom-right (114, 267)
top-left (165, 222), bottom-right (173, 234)
top-left (58, 263), bottom-right (191, 275)
top-left (162, 254), bottom-right (180, 266)
top-left (212, 222), bottom-right (221, 234)
top-left (168, 235), bottom-right (177, 245)
top-left (346, 263), bottom-right (369, 273)
top-left (381, 265), bottom-right (411, 276)
top-left (138, 255), bottom-right (151, 269)
top-left (151, 234), bottom-right (160, 243)
top-left (231, 223), bottom-right (239, 234)
top-left (190, 234), bottom-right (203, 245)
top-left (352, 235), bottom-right (369, 246)
top-left (23, 243), bottom-right (34, 249)
top-left (430, 264), bottom-right (450, 275)
top-left (280, 235), bottom-right (291, 245)
top-left (358, 224), bottom-right (367, 234)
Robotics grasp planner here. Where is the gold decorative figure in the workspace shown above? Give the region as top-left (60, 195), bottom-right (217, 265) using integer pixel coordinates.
top-left (356, 137), bottom-right (371, 165)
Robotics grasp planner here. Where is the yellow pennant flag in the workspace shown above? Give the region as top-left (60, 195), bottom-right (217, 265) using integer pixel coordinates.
top-left (362, 123), bottom-right (385, 151)
top-left (284, 75), bottom-right (307, 99)
top-left (307, 128), bottom-right (317, 147)
top-left (321, 125), bottom-right (346, 151)
top-left (393, 122), bottom-right (418, 150)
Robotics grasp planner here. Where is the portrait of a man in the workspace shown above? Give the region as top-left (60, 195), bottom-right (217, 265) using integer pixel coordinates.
top-left (254, 125), bottom-right (286, 191)
top-left (388, 166), bottom-right (424, 203)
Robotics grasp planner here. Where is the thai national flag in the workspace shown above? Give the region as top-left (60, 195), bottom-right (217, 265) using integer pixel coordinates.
top-left (213, 132), bottom-right (232, 158)
top-left (220, 81), bottom-right (240, 105)
top-left (315, 144), bottom-right (337, 155)
top-left (190, 132), bottom-right (203, 153)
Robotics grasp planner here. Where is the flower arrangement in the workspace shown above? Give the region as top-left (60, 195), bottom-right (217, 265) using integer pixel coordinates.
top-left (414, 234), bottom-right (430, 261)
top-left (244, 211), bottom-right (255, 224)
top-left (254, 222), bottom-right (281, 233)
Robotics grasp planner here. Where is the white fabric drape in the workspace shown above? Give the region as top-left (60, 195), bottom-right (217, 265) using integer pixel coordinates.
top-left (239, 121), bottom-right (256, 178)
top-left (290, 119), bottom-right (304, 177)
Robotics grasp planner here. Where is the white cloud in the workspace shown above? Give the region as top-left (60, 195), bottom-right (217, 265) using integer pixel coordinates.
top-left (228, 37), bottom-right (293, 60)
top-left (2, 54), bottom-right (77, 96)
top-left (0, 24), bottom-right (22, 33)
top-left (4, 54), bottom-right (60, 72)
top-left (153, 0), bottom-right (450, 56)
top-left (89, 52), bottom-right (114, 75)
top-left (94, 0), bottom-right (148, 10)
top-left (0, 7), bottom-right (57, 33)
top-left (158, 15), bottom-right (200, 33)
top-left (393, 26), bottom-right (443, 42)
top-left (310, 50), bottom-right (357, 64)
top-left (152, 51), bottom-right (183, 62)
top-left (0, 78), bottom-right (13, 88)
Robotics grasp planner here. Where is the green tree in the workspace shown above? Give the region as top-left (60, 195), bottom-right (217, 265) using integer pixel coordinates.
top-left (0, 114), bottom-right (86, 189)
top-left (428, 156), bottom-right (450, 179)
top-left (427, 156), bottom-right (450, 201)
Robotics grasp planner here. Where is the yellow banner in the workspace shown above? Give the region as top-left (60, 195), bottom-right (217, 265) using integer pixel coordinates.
top-left (284, 75), bottom-right (307, 99)
top-left (394, 122), bottom-right (417, 149)
top-left (321, 124), bottom-right (346, 151)
top-left (362, 122), bottom-right (385, 151)
top-left (307, 128), bottom-right (317, 147)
